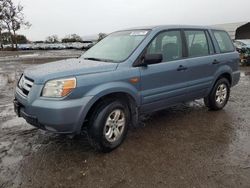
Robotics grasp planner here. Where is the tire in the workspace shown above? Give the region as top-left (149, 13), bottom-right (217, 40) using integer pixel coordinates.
top-left (204, 78), bottom-right (230, 111)
top-left (87, 100), bottom-right (130, 152)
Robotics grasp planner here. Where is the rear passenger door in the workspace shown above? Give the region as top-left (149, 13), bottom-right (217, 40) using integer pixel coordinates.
top-left (183, 29), bottom-right (218, 100)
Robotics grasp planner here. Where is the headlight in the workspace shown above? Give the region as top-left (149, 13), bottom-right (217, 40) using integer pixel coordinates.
top-left (42, 77), bottom-right (76, 98)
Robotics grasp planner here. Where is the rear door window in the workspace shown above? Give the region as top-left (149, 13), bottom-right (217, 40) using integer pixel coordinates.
top-left (213, 30), bottom-right (235, 53)
top-left (184, 30), bottom-right (209, 57)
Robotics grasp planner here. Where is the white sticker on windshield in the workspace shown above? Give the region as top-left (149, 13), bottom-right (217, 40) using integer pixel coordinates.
top-left (130, 31), bottom-right (148, 36)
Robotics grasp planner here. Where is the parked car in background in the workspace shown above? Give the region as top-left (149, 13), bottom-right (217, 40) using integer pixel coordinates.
top-left (14, 25), bottom-right (240, 152)
top-left (8, 42), bottom-right (92, 51)
top-left (233, 39), bottom-right (250, 65)
top-left (239, 47), bottom-right (250, 66)
top-left (234, 39), bottom-right (250, 49)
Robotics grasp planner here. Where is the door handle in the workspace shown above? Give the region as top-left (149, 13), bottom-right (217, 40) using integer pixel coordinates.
top-left (177, 65), bottom-right (188, 71)
top-left (212, 59), bottom-right (220, 64)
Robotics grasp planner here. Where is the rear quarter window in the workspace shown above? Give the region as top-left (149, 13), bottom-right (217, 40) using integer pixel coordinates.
top-left (213, 30), bottom-right (235, 53)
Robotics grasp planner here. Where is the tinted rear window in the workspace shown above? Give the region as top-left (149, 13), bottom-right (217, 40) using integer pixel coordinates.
top-left (213, 30), bottom-right (235, 53)
top-left (184, 30), bottom-right (209, 57)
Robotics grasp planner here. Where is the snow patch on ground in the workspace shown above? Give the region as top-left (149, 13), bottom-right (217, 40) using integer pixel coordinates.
top-left (1, 118), bottom-right (28, 129)
top-left (18, 53), bottom-right (39, 58)
top-left (0, 74), bottom-right (8, 89)
top-left (1, 155), bottom-right (23, 167)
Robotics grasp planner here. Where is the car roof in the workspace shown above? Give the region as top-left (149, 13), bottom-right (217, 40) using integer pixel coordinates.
top-left (120, 25), bottom-right (222, 31)
top-left (235, 39), bottom-right (250, 44)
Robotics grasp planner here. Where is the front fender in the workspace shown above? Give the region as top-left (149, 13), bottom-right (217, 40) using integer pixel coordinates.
top-left (85, 81), bottom-right (140, 104)
top-left (75, 81), bottom-right (140, 133)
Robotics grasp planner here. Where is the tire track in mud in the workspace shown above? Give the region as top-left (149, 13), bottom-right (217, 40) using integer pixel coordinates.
top-left (0, 51), bottom-right (250, 188)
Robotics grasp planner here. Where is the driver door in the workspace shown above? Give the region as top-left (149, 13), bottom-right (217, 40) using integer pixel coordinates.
top-left (139, 30), bottom-right (190, 113)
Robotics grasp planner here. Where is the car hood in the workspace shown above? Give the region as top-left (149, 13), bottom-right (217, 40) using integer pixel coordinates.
top-left (24, 58), bottom-right (118, 84)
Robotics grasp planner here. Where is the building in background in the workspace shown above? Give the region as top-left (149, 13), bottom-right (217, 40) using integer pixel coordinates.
top-left (212, 22), bottom-right (250, 39)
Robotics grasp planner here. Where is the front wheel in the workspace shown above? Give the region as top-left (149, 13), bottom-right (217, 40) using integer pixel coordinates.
top-left (87, 100), bottom-right (130, 152)
top-left (204, 78), bottom-right (230, 111)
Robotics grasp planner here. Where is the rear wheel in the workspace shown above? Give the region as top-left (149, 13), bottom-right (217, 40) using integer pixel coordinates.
top-left (204, 78), bottom-right (230, 111)
top-left (87, 100), bottom-right (130, 152)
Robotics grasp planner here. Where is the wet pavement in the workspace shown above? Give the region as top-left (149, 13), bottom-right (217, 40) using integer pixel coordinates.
top-left (0, 51), bottom-right (250, 188)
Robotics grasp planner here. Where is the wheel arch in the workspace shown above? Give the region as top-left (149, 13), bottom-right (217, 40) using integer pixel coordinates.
top-left (216, 72), bottom-right (232, 86)
top-left (213, 65), bottom-right (233, 88)
top-left (76, 90), bottom-right (140, 134)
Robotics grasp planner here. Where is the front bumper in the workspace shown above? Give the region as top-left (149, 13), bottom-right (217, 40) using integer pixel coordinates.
top-left (14, 99), bottom-right (46, 130)
top-left (14, 89), bottom-right (93, 134)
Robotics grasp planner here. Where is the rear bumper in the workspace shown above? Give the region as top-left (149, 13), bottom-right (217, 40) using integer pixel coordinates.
top-left (14, 91), bottom-right (93, 134)
top-left (232, 71), bottom-right (241, 87)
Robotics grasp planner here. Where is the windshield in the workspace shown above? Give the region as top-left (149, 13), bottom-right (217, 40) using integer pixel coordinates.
top-left (82, 30), bottom-right (149, 63)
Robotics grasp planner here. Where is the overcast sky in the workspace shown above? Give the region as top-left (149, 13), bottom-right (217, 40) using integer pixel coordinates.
top-left (13, 0), bottom-right (250, 41)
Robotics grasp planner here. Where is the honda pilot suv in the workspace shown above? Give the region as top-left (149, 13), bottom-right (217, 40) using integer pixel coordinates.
top-left (14, 25), bottom-right (240, 152)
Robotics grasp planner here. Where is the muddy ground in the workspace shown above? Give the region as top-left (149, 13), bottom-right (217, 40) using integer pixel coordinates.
top-left (0, 50), bottom-right (250, 188)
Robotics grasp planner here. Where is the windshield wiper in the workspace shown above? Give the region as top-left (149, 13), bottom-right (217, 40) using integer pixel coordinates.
top-left (84, 57), bottom-right (117, 63)
top-left (84, 57), bottom-right (103, 61)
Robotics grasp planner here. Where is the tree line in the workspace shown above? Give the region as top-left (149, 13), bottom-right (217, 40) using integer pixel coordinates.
top-left (45, 33), bottom-right (107, 44)
top-left (44, 34), bottom-right (83, 43)
top-left (1, 0), bottom-right (107, 50)
top-left (0, 0), bottom-right (30, 50)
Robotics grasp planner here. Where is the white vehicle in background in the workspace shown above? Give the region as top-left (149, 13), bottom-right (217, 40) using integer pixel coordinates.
top-left (16, 42), bottom-right (87, 50)
top-left (234, 39), bottom-right (250, 50)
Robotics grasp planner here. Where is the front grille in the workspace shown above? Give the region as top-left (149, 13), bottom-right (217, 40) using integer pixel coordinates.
top-left (18, 75), bottom-right (34, 96)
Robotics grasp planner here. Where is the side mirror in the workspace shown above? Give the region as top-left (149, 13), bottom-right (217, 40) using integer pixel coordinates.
top-left (142, 53), bottom-right (163, 66)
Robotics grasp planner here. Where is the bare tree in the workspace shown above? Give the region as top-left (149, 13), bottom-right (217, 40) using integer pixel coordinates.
top-left (1, 0), bottom-right (30, 49)
top-left (98, 33), bottom-right (107, 42)
top-left (14, 4), bottom-right (30, 48)
top-left (71, 34), bottom-right (82, 42)
top-left (0, 0), bottom-right (7, 49)
top-left (45, 35), bottom-right (59, 43)
top-left (62, 34), bottom-right (82, 43)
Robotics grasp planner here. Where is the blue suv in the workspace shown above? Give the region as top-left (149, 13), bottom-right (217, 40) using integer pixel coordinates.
top-left (14, 25), bottom-right (240, 152)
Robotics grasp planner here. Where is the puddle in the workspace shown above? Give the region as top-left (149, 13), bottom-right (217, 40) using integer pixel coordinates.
top-left (18, 54), bottom-right (39, 58)
top-left (245, 72), bottom-right (250, 76)
top-left (2, 155), bottom-right (23, 167)
top-left (0, 73), bottom-right (8, 89)
top-left (0, 104), bottom-right (15, 116)
top-left (0, 72), bottom-right (16, 89)
top-left (0, 141), bottom-right (12, 149)
top-left (1, 118), bottom-right (28, 129)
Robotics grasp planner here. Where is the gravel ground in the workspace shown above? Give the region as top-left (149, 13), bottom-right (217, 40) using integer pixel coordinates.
top-left (0, 50), bottom-right (250, 188)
